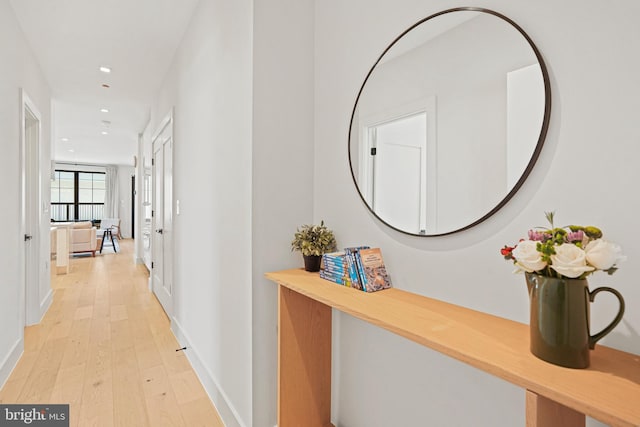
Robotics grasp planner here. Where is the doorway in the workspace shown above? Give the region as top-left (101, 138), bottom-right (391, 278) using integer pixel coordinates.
top-left (357, 97), bottom-right (437, 234)
top-left (368, 113), bottom-right (427, 234)
top-left (151, 111), bottom-right (174, 319)
top-left (131, 175), bottom-right (135, 238)
top-left (20, 90), bottom-right (49, 327)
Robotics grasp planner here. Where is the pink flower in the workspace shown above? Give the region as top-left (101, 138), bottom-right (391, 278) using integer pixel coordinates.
top-left (528, 229), bottom-right (550, 241)
top-left (565, 230), bottom-right (584, 244)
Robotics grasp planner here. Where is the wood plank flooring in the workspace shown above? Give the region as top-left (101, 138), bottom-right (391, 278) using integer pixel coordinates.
top-left (0, 240), bottom-right (224, 427)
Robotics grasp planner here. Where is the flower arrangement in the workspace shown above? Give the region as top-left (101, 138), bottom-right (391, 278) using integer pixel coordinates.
top-left (291, 220), bottom-right (337, 257)
top-left (501, 212), bottom-right (625, 279)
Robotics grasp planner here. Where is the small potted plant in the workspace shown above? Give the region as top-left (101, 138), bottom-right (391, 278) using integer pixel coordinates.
top-left (291, 220), bottom-right (337, 272)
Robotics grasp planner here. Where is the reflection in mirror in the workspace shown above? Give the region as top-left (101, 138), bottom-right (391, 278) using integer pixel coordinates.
top-left (349, 8), bottom-right (550, 236)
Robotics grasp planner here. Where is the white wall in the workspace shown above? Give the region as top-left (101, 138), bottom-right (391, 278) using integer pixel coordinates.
top-left (150, 0), bottom-right (254, 425)
top-left (1, 1), bottom-right (634, 426)
top-left (117, 165), bottom-right (134, 238)
top-left (145, 2), bottom-right (316, 426)
top-left (0, 0), bottom-right (51, 386)
top-left (251, 0), bottom-right (315, 426)
top-left (314, 1), bottom-right (640, 426)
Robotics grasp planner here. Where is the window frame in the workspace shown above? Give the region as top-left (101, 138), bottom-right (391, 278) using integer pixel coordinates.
top-left (51, 169), bottom-right (106, 222)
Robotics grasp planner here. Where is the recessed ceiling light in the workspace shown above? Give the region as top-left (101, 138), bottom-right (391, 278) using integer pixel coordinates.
top-left (102, 84), bottom-right (110, 88)
top-left (101, 120), bottom-right (111, 126)
top-left (100, 108), bottom-right (109, 113)
top-left (99, 66), bottom-right (112, 73)
top-left (101, 131), bottom-right (108, 135)
top-left (61, 137), bottom-right (69, 142)
top-left (68, 149), bottom-right (75, 153)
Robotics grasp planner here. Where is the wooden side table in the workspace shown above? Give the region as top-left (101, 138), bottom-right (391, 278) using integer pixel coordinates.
top-left (266, 269), bottom-right (640, 427)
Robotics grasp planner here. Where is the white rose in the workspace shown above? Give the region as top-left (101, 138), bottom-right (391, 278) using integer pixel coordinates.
top-left (512, 240), bottom-right (547, 273)
top-left (585, 239), bottom-right (626, 270)
top-left (550, 244), bottom-right (594, 278)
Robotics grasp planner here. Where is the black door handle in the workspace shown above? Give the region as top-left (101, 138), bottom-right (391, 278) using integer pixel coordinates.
top-left (156, 229), bottom-right (163, 234)
top-left (24, 234), bottom-right (33, 241)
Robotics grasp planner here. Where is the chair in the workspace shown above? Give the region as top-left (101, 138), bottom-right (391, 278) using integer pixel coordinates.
top-left (100, 218), bottom-right (122, 239)
top-left (70, 221), bottom-right (98, 256)
top-left (97, 218), bottom-right (121, 253)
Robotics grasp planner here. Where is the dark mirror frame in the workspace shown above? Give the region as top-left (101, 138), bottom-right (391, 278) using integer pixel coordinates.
top-left (348, 7), bottom-right (551, 237)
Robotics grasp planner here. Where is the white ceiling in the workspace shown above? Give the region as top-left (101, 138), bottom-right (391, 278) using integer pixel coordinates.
top-left (10, 0), bottom-right (200, 166)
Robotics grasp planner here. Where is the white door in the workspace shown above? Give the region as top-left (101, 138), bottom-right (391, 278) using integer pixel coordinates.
top-left (20, 91), bottom-right (42, 326)
top-left (371, 113), bottom-right (427, 234)
top-left (152, 113), bottom-right (173, 318)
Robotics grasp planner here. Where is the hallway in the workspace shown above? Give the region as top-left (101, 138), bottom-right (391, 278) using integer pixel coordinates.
top-left (0, 240), bottom-right (223, 426)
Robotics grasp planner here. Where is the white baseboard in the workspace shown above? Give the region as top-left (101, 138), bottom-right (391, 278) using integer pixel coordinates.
top-left (0, 338), bottom-right (24, 390)
top-left (171, 318), bottom-right (247, 427)
top-left (39, 289), bottom-right (53, 323)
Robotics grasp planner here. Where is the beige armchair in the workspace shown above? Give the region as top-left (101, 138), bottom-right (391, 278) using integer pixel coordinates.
top-left (70, 221), bottom-right (98, 256)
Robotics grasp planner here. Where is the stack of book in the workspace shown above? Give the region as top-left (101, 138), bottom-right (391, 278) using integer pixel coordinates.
top-left (319, 251), bottom-right (351, 287)
top-left (319, 246), bottom-right (392, 293)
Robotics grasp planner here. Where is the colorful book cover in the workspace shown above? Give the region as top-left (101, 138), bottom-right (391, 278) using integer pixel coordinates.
top-left (319, 270), bottom-right (348, 286)
top-left (344, 246), bottom-right (370, 291)
top-left (322, 251), bottom-right (345, 262)
top-left (353, 251), bottom-right (368, 292)
top-left (319, 269), bottom-right (344, 280)
top-left (322, 252), bottom-right (347, 271)
top-left (323, 251), bottom-right (345, 259)
top-left (322, 265), bottom-right (347, 276)
top-left (358, 248), bottom-right (392, 292)
top-left (322, 258), bottom-right (347, 269)
top-left (343, 248), bottom-right (362, 290)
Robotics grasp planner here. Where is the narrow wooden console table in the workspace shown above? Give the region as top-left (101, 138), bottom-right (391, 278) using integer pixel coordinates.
top-left (266, 269), bottom-right (640, 427)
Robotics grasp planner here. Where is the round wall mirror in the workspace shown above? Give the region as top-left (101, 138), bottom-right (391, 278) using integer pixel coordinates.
top-left (348, 7), bottom-right (551, 236)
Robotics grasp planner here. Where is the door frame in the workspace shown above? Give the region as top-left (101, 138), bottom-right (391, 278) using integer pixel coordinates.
top-left (358, 96), bottom-right (438, 231)
top-left (151, 109), bottom-right (174, 320)
top-left (19, 89), bottom-right (49, 328)
top-left (131, 174), bottom-right (135, 238)
top-left (368, 112), bottom-right (429, 233)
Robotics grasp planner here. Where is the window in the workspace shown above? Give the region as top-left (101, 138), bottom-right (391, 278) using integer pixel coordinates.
top-left (51, 170), bottom-right (105, 221)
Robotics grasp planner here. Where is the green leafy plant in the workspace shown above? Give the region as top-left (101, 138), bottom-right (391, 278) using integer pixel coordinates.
top-left (291, 220), bottom-right (337, 256)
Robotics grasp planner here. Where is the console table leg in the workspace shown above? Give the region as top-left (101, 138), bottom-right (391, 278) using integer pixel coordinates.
top-left (526, 390), bottom-right (585, 427)
top-left (278, 285), bottom-right (332, 427)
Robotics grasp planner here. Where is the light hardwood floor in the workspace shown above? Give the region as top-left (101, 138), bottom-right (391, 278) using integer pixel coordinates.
top-left (0, 239), bottom-right (224, 427)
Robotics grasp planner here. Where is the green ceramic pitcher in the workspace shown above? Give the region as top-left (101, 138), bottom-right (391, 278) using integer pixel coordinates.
top-left (525, 272), bottom-right (625, 368)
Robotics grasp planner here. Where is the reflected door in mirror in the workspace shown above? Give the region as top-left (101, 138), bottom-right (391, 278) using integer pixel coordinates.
top-left (363, 113), bottom-right (427, 234)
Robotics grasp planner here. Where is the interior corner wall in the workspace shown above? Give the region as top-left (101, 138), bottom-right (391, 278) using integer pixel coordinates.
top-left (251, 0), bottom-right (315, 426)
top-left (117, 165), bottom-right (134, 239)
top-left (149, 0), bottom-right (254, 425)
top-left (0, 0), bottom-right (51, 385)
top-left (314, 1), bottom-right (640, 427)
